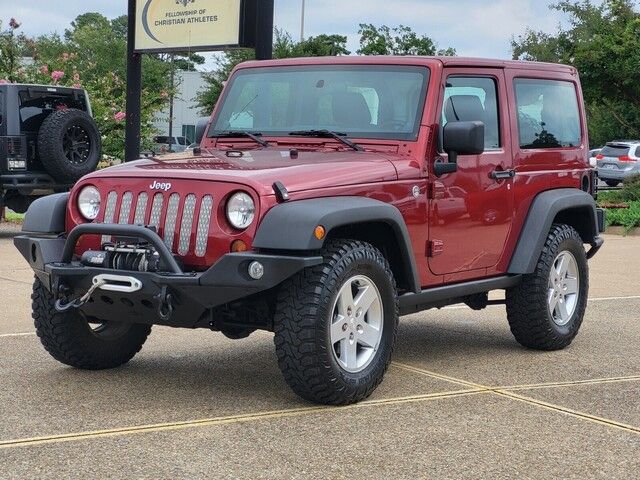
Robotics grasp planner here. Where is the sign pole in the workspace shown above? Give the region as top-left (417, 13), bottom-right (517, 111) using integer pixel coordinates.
top-left (125, 0), bottom-right (142, 162)
top-left (255, 0), bottom-right (274, 60)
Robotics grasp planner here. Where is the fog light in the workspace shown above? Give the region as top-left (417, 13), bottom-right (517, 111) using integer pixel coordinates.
top-left (8, 159), bottom-right (26, 170)
top-left (248, 261), bottom-right (264, 280)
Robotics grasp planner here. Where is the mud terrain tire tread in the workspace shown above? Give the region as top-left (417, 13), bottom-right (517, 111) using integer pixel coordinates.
top-left (506, 224), bottom-right (588, 351)
top-left (274, 239), bottom-right (398, 405)
top-left (37, 108), bottom-right (101, 183)
top-left (32, 278), bottom-right (151, 370)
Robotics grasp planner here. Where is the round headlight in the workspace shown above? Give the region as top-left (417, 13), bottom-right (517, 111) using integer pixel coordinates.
top-left (226, 192), bottom-right (255, 230)
top-left (78, 186), bottom-right (101, 220)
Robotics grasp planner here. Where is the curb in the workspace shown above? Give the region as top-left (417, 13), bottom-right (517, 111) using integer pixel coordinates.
top-left (605, 226), bottom-right (640, 237)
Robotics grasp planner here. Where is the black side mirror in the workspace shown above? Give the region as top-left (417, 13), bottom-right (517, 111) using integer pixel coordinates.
top-left (435, 121), bottom-right (485, 177)
top-left (195, 117), bottom-right (210, 145)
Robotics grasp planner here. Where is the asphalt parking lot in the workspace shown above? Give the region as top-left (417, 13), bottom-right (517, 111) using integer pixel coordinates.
top-left (0, 223), bottom-right (638, 479)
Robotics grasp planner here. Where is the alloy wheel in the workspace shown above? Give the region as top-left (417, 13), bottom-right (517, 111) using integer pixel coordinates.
top-left (547, 251), bottom-right (580, 326)
top-left (330, 275), bottom-right (384, 373)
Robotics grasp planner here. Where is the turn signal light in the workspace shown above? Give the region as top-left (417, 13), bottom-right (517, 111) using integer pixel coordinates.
top-left (314, 225), bottom-right (326, 240)
top-left (231, 240), bottom-right (248, 252)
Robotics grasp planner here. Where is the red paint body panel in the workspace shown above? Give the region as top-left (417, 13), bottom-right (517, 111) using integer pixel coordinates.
top-left (67, 56), bottom-right (591, 289)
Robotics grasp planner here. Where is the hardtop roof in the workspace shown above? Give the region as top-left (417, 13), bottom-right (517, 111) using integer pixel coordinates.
top-left (237, 55), bottom-right (576, 74)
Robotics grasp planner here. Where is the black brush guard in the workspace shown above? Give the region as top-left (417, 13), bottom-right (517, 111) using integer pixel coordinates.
top-left (15, 224), bottom-right (322, 328)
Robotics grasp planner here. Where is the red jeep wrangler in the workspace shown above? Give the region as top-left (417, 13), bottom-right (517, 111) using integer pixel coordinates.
top-left (15, 57), bottom-right (605, 405)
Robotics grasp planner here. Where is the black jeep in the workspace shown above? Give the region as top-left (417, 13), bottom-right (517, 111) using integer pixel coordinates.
top-left (0, 84), bottom-right (101, 213)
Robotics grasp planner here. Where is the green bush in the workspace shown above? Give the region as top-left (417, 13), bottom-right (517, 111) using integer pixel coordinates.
top-left (605, 201), bottom-right (640, 232)
top-left (619, 174), bottom-right (640, 201)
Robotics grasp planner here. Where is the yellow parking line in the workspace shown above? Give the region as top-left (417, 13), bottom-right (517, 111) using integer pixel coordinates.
top-left (494, 390), bottom-right (640, 434)
top-left (392, 362), bottom-right (486, 389)
top-left (500, 375), bottom-right (640, 391)
top-left (391, 362), bottom-right (640, 434)
top-left (0, 388), bottom-right (483, 449)
top-left (0, 332), bottom-right (35, 338)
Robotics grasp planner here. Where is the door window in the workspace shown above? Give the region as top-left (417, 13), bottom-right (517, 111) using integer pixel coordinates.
top-left (514, 78), bottom-right (581, 149)
top-left (441, 76), bottom-right (501, 150)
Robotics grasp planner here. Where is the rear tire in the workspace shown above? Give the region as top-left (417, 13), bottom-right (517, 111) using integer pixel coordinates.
top-left (274, 240), bottom-right (398, 405)
top-left (605, 180), bottom-right (620, 187)
top-left (37, 108), bottom-right (101, 183)
top-left (32, 278), bottom-right (151, 369)
top-left (506, 224), bottom-right (588, 350)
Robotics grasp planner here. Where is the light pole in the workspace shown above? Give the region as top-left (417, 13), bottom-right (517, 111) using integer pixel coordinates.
top-left (300, 0), bottom-right (306, 42)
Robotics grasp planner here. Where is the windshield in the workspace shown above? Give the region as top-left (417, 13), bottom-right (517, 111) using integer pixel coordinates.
top-left (210, 65), bottom-right (430, 141)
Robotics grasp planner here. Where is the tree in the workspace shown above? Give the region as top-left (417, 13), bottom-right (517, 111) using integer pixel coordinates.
top-left (273, 30), bottom-right (350, 58)
top-left (357, 24), bottom-right (456, 56)
top-left (0, 14), bottom-right (173, 160)
top-left (512, 0), bottom-right (640, 146)
top-left (196, 29), bottom-right (349, 115)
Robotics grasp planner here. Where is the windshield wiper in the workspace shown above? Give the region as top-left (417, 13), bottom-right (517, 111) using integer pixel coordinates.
top-left (213, 131), bottom-right (270, 147)
top-left (289, 130), bottom-right (364, 151)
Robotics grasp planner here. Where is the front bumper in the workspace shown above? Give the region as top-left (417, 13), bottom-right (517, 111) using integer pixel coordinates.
top-left (14, 224), bottom-right (322, 327)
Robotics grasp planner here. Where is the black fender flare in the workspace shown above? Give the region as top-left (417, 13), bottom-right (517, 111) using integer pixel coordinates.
top-left (253, 196), bottom-right (421, 293)
top-left (22, 192), bottom-right (69, 234)
top-left (508, 188), bottom-right (601, 274)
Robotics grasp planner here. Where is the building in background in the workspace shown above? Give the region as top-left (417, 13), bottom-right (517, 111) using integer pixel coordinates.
top-left (153, 70), bottom-right (206, 147)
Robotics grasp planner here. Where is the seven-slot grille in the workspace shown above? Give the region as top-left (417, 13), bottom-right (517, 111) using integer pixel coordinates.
top-left (101, 191), bottom-right (213, 257)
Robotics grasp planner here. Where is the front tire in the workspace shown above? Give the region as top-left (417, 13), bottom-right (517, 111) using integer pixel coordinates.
top-left (274, 240), bottom-right (398, 405)
top-left (32, 278), bottom-right (151, 369)
top-left (605, 180), bottom-right (620, 188)
top-left (506, 224), bottom-right (588, 350)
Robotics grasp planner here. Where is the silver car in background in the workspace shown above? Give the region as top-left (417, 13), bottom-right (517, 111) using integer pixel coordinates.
top-left (596, 141), bottom-right (640, 187)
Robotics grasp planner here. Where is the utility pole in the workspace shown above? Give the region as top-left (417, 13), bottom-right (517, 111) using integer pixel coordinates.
top-left (125, 0), bottom-right (142, 162)
top-left (167, 54), bottom-right (175, 152)
top-left (255, 0), bottom-right (274, 60)
top-left (300, 0), bottom-right (306, 42)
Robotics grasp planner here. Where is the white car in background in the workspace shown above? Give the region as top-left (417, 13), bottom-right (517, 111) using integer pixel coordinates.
top-left (152, 135), bottom-right (189, 154)
top-left (589, 148), bottom-right (601, 168)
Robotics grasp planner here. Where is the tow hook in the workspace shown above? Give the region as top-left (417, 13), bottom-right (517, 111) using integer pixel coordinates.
top-left (55, 278), bottom-right (108, 312)
top-left (155, 285), bottom-right (174, 321)
top-left (54, 274), bottom-right (143, 313)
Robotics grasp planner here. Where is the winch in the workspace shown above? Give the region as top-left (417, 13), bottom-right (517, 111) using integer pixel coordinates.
top-left (80, 243), bottom-right (162, 272)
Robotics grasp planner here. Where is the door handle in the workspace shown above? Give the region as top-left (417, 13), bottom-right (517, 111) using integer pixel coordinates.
top-left (490, 169), bottom-right (515, 181)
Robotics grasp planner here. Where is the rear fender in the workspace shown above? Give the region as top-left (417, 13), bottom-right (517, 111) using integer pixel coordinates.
top-left (508, 188), bottom-right (602, 274)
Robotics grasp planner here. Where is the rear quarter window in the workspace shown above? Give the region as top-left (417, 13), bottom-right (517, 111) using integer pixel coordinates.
top-left (514, 78), bottom-right (581, 149)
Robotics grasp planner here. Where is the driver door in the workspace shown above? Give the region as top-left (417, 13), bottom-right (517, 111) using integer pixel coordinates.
top-left (428, 69), bottom-right (514, 278)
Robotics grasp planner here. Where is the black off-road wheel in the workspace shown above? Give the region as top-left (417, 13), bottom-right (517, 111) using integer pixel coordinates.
top-left (32, 278), bottom-right (151, 370)
top-left (37, 108), bottom-right (101, 183)
top-left (506, 224), bottom-right (589, 350)
top-left (274, 240), bottom-right (399, 405)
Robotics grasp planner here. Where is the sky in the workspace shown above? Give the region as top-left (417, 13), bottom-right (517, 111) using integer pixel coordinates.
top-left (5, 0), bottom-right (569, 65)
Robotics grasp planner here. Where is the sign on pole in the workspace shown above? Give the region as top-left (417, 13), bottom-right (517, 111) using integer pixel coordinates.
top-left (126, 0), bottom-right (273, 161)
top-left (135, 0), bottom-right (252, 53)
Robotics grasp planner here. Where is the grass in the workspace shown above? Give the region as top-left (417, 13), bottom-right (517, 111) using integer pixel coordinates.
top-left (598, 177), bottom-right (640, 233)
top-left (602, 201), bottom-right (640, 233)
top-left (2, 210), bottom-right (24, 224)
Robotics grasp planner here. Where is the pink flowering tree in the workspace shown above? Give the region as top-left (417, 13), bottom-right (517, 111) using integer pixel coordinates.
top-left (0, 14), bottom-right (174, 161)
top-left (0, 18), bottom-right (25, 82)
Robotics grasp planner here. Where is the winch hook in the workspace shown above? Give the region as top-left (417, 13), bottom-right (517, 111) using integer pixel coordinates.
top-left (155, 285), bottom-right (174, 321)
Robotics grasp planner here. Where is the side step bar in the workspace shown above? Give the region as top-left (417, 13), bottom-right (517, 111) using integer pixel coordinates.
top-left (398, 275), bottom-right (521, 316)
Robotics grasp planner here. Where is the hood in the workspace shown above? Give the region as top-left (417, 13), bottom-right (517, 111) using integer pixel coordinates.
top-left (83, 149), bottom-right (399, 196)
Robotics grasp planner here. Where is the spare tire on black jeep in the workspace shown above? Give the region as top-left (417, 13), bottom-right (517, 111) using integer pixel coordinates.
top-left (37, 108), bottom-right (101, 183)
